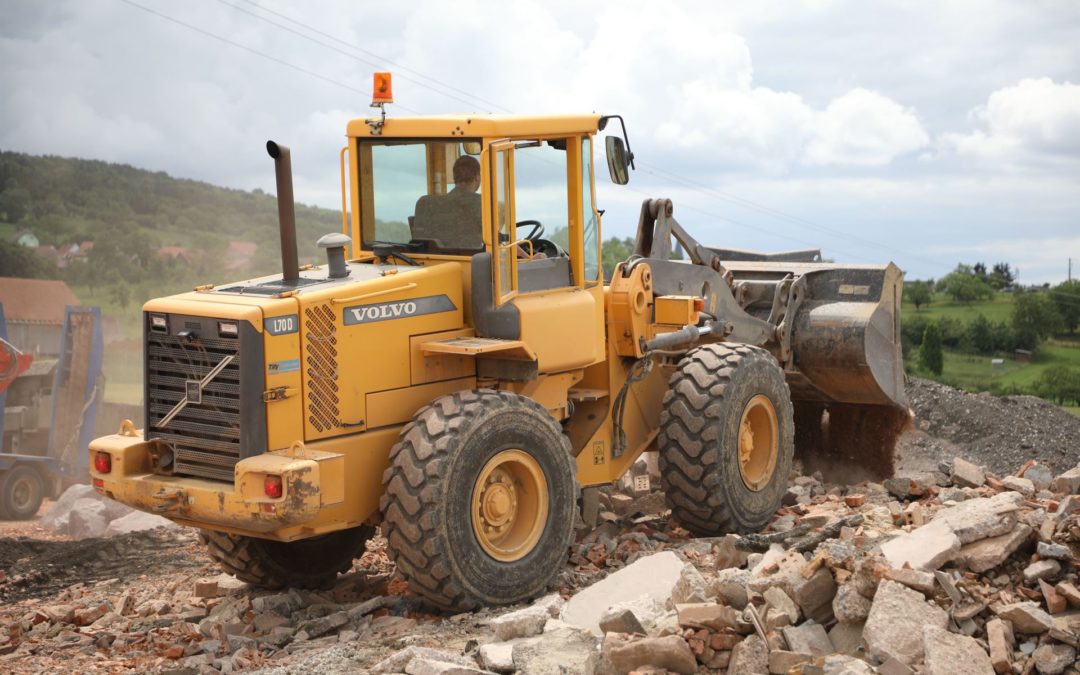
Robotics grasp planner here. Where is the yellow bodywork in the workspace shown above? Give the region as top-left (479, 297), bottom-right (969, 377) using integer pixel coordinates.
top-left (89, 112), bottom-right (669, 542)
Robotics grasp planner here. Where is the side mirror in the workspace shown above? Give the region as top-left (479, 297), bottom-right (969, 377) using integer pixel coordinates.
top-left (605, 136), bottom-right (630, 185)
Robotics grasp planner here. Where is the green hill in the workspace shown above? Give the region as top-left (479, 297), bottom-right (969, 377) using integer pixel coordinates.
top-left (0, 150), bottom-right (346, 334)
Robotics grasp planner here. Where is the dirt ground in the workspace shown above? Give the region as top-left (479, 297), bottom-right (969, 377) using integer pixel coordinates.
top-left (1, 377), bottom-right (1077, 673)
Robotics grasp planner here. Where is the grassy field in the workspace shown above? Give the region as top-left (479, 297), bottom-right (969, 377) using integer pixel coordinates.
top-left (901, 292), bottom-right (1015, 325)
top-left (902, 290), bottom-right (1080, 404)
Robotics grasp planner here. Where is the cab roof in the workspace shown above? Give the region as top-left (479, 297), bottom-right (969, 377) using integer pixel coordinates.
top-left (346, 113), bottom-right (603, 139)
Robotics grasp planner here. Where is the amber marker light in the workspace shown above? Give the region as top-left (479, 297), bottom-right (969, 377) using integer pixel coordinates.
top-left (372, 72), bottom-right (393, 105)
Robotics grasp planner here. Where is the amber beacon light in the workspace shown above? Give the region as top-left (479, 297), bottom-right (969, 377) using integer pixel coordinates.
top-left (372, 72), bottom-right (393, 105)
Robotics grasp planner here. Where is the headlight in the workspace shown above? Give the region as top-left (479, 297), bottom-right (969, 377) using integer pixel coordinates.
top-left (150, 314), bottom-right (167, 332)
top-left (218, 321), bottom-right (239, 338)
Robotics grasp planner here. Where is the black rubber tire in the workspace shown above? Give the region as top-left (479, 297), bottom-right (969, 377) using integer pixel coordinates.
top-left (0, 465), bottom-right (46, 520)
top-left (199, 525), bottom-right (373, 590)
top-left (659, 343), bottom-right (794, 535)
top-left (380, 389), bottom-right (577, 612)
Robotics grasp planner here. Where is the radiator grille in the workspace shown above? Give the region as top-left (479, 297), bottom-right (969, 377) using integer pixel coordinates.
top-left (304, 304), bottom-right (340, 433)
top-left (147, 333), bottom-right (241, 482)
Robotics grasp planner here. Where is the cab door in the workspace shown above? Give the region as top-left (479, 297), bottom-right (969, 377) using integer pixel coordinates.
top-left (486, 137), bottom-right (604, 373)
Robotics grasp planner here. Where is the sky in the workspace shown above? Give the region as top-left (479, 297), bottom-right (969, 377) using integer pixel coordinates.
top-left (2, 0), bottom-right (1079, 283)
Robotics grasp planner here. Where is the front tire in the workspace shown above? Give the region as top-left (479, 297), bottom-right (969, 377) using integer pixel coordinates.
top-left (0, 465), bottom-right (46, 520)
top-left (380, 390), bottom-right (577, 612)
top-left (199, 525), bottom-right (372, 589)
top-left (659, 343), bottom-right (794, 535)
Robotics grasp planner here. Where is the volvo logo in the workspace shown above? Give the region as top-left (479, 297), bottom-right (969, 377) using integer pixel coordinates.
top-left (343, 295), bottom-right (456, 326)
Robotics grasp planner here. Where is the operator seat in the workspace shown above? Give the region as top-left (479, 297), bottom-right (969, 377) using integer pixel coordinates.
top-left (412, 193), bottom-right (483, 250)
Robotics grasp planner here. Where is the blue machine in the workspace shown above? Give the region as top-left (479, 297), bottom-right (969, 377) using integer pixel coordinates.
top-left (0, 304), bottom-right (104, 519)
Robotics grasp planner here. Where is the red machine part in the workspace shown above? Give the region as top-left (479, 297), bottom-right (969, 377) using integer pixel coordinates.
top-left (0, 338), bottom-right (33, 394)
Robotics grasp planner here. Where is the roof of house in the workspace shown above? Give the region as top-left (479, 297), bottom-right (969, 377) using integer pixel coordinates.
top-left (0, 277), bottom-right (80, 324)
top-left (227, 241), bottom-right (257, 256)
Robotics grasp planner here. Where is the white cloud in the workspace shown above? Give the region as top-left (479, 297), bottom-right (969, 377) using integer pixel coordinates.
top-left (804, 88), bottom-right (929, 166)
top-left (944, 78), bottom-right (1080, 163)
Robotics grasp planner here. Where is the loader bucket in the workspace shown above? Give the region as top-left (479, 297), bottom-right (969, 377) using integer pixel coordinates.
top-left (724, 260), bottom-right (910, 479)
top-left (787, 262), bottom-right (907, 410)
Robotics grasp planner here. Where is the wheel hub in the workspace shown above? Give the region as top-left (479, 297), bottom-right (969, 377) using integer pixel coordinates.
top-left (479, 469), bottom-right (517, 529)
top-left (737, 395), bottom-right (779, 492)
top-left (12, 477), bottom-right (32, 511)
top-left (471, 449), bottom-right (548, 562)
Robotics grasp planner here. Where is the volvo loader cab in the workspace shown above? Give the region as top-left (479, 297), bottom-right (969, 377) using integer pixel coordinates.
top-left (89, 74), bottom-right (908, 611)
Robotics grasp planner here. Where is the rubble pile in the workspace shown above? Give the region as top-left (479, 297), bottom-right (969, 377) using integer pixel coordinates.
top-left (274, 457), bottom-right (1080, 674)
top-left (0, 442), bottom-right (1076, 673)
top-left (905, 378), bottom-right (1080, 475)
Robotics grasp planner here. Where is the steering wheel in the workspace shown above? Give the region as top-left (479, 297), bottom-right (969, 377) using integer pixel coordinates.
top-left (516, 220), bottom-right (544, 242)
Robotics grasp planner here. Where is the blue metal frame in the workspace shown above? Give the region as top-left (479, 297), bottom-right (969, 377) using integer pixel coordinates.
top-left (44, 306), bottom-right (104, 479)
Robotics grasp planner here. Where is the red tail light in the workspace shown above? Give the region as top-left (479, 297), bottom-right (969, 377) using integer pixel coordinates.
top-left (264, 475), bottom-right (283, 499)
top-left (94, 452), bottom-right (112, 474)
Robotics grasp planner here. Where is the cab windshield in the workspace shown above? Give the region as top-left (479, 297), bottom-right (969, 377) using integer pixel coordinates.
top-left (358, 140), bottom-right (484, 255)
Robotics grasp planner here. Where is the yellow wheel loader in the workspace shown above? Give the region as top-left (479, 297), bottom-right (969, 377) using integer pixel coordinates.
top-left (89, 77), bottom-right (907, 611)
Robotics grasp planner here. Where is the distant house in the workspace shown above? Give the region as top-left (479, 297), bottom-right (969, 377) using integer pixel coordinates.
top-left (33, 244), bottom-right (64, 268)
top-left (64, 241), bottom-right (94, 264)
top-left (156, 245), bottom-right (192, 264)
top-left (0, 277), bottom-right (80, 355)
top-left (226, 241), bottom-right (257, 270)
top-left (14, 230), bottom-right (39, 248)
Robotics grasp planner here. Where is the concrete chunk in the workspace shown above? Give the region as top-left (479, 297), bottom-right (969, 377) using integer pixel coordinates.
top-left (729, 634), bottom-right (769, 674)
top-left (881, 520), bottom-right (961, 571)
top-left (1032, 643), bottom-right (1076, 675)
top-left (404, 660), bottom-right (493, 675)
top-left (709, 567), bottom-right (750, 609)
top-left (833, 582), bottom-right (873, 624)
top-left (598, 608), bottom-right (645, 635)
top-left (922, 624), bottom-right (994, 675)
top-left (884, 567), bottom-right (936, 595)
top-left (1022, 559), bottom-right (1061, 583)
top-left (675, 603), bottom-right (740, 631)
top-left (863, 580), bottom-right (949, 666)
top-left (768, 650), bottom-right (812, 674)
top-left (103, 510), bottom-right (177, 535)
top-left (954, 523), bottom-right (1033, 573)
top-left (994, 602), bottom-right (1053, 634)
top-left (670, 563), bottom-right (708, 605)
top-left (372, 646), bottom-right (478, 674)
top-left (490, 605), bottom-right (549, 641)
top-left (781, 622), bottom-right (833, 656)
top-left (601, 633), bottom-right (696, 675)
top-left (478, 643), bottom-right (514, 673)
top-left (1050, 465), bottom-right (1080, 494)
top-left (763, 587), bottom-right (800, 624)
top-left (561, 551), bottom-right (684, 635)
top-left (512, 626), bottom-right (599, 675)
top-left (1001, 475), bottom-right (1035, 496)
top-left (931, 491), bottom-right (1022, 544)
top-left (952, 457), bottom-right (986, 487)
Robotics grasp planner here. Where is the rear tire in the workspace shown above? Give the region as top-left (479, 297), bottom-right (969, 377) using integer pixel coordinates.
top-left (199, 525), bottom-right (372, 590)
top-left (380, 390), bottom-right (577, 612)
top-left (0, 465), bottom-right (46, 520)
top-left (659, 343), bottom-right (794, 535)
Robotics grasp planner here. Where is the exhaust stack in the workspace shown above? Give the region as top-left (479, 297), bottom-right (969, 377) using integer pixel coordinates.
top-left (266, 140), bottom-right (300, 284)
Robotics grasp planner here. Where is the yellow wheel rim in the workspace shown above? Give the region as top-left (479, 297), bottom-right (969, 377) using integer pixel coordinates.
top-left (471, 449), bottom-right (548, 562)
top-left (737, 395), bottom-right (779, 492)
